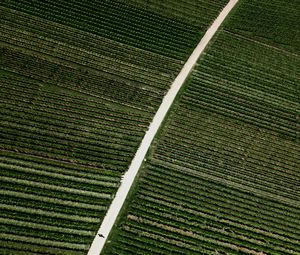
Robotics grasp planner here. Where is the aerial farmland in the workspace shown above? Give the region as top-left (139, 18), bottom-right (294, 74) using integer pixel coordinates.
top-left (0, 0), bottom-right (299, 255)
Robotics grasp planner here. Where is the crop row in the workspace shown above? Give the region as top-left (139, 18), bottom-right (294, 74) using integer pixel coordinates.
top-left (1, 74), bottom-right (150, 171)
top-left (141, 168), bottom-right (300, 234)
top-left (182, 90), bottom-right (296, 137)
top-left (209, 30), bottom-right (299, 68)
top-left (202, 47), bottom-right (298, 88)
top-left (0, 149), bottom-right (117, 252)
top-left (165, 114), bottom-right (299, 175)
top-left (0, 6), bottom-right (183, 77)
top-left (0, 84), bottom-right (150, 134)
top-left (171, 109), bottom-right (299, 160)
top-left (0, 26), bottom-right (175, 91)
top-left (0, 153), bottom-right (120, 182)
top-left (0, 157), bottom-right (116, 202)
top-left (1, 162), bottom-right (117, 192)
top-left (187, 77), bottom-right (296, 122)
top-left (0, 64), bottom-right (151, 172)
top-left (158, 113), bottom-right (299, 177)
top-left (1, 239), bottom-right (85, 255)
top-left (106, 159), bottom-right (300, 253)
top-left (112, 231), bottom-right (195, 255)
top-left (161, 130), bottom-right (299, 183)
top-left (1, 73), bottom-right (152, 124)
top-left (1, 102), bottom-right (145, 142)
top-left (127, 203), bottom-right (296, 254)
top-left (1, 47), bottom-right (162, 112)
top-left (146, 163), bottom-right (300, 220)
top-left (199, 36), bottom-right (299, 102)
top-left (1, 106), bottom-right (140, 157)
top-left (103, 0), bottom-right (299, 253)
top-left (125, 0), bottom-right (228, 24)
top-left (0, 195), bottom-right (105, 225)
top-left (154, 145), bottom-right (299, 202)
top-left (1, 176), bottom-right (112, 205)
top-left (0, 168), bottom-right (131, 247)
top-left (109, 162), bottom-right (300, 254)
top-left (2, 110), bottom-right (141, 166)
top-left (157, 131), bottom-right (296, 175)
top-left (1, 135), bottom-right (130, 172)
top-left (193, 70), bottom-right (298, 112)
top-left (224, 0), bottom-right (299, 54)
top-left (181, 66), bottom-right (298, 138)
top-left (0, 233), bottom-right (87, 254)
top-left (15, 0), bottom-right (197, 38)
top-left (2, 0), bottom-right (200, 59)
top-left (141, 165), bottom-right (299, 234)
top-left (0, 0), bottom-right (230, 253)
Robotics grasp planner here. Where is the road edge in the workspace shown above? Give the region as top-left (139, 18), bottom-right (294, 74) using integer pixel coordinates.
top-left (88, 1), bottom-right (239, 254)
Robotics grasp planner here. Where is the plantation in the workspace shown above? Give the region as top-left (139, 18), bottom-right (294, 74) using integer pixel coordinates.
top-left (0, 0), bottom-right (231, 254)
top-left (102, 0), bottom-right (300, 254)
top-left (1, 0), bottom-right (228, 60)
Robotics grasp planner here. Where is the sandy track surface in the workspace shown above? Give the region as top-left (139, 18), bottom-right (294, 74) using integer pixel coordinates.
top-left (88, 1), bottom-right (239, 254)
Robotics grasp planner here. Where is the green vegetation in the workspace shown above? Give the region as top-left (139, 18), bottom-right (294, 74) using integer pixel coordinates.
top-left (103, 0), bottom-right (300, 254)
top-left (225, 0), bottom-right (300, 54)
top-left (0, 0), bottom-right (229, 254)
top-left (1, 0), bottom-right (228, 60)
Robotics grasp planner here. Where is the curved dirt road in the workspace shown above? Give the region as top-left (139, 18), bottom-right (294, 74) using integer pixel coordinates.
top-left (88, 0), bottom-right (239, 254)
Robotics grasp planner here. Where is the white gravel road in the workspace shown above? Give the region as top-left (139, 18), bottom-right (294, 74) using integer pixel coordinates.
top-left (88, 1), bottom-right (239, 254)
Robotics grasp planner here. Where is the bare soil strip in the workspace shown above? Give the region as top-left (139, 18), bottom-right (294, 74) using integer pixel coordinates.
top-left (88, 1), bottom-right (239, 254)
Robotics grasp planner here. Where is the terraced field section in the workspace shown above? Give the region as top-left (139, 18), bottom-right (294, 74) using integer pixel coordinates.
top-left (0, 0), bottom-right (230, 254)
top-left (102, 0), bottom-right (300, 254)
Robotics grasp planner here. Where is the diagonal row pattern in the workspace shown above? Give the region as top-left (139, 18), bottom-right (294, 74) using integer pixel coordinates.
top-left (103, 0), bottom-right (300, 254)
top-left (0, 0), bottom-right (229, 254)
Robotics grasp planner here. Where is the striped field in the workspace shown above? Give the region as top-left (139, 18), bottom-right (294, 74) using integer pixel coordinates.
top-left (0, 0), bottom-right (231, 254)
top-left (102, 0), bottom-right (300, 254)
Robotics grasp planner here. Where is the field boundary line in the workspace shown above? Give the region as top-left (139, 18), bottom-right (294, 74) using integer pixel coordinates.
top-left (88, 1), bottom-right (239, 254)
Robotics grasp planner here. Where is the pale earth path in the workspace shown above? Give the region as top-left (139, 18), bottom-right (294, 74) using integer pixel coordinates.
top-left (88, 0), bottom-right (239, 254)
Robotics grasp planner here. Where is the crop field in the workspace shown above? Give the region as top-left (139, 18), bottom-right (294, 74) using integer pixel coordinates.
top-left (1, 0), bottom-right (228, 60)
top-left (0, 0), bottom-right (230, 254)
top-left (102, 0), bottom-right (300, 254)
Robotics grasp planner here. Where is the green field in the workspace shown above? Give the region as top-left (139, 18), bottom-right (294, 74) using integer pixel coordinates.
top-left (1, 0), bottom-right (228, 60)
top-left (102, 0), bottom-right (300, 254)
top-left (0, 0), bottom-right (230, 254)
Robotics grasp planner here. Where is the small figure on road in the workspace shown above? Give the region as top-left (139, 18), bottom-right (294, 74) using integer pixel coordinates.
top-left (98, 234), bottom-right (105, 238)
